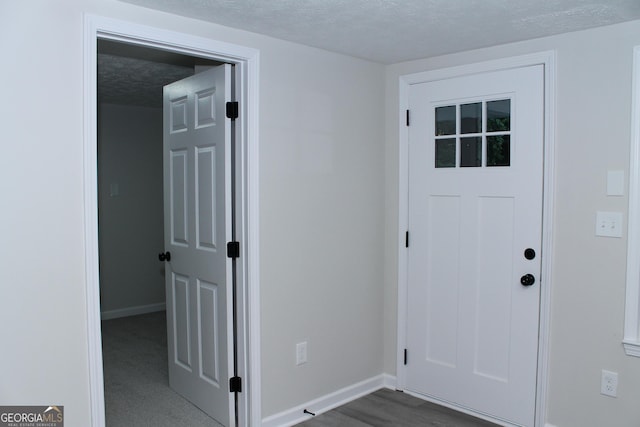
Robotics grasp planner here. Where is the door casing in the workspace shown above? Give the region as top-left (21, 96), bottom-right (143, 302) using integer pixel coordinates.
top-left (83, 15), bottom-right (261, 427)
top-left (396, 51), bottom-right (556, 427)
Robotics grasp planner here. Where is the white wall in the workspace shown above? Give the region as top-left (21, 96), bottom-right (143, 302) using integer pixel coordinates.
top-left (384, 21), bottom-right (640, 427)
top-left (256, 22), bottom-right (385, 417)
top-left (98, 103), bottom-right (165, 315)
top-left (0, 0), bottom-right (384, 424)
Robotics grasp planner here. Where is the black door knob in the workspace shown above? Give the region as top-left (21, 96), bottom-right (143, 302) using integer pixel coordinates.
top-left (158, 251), bottom-right (171, 262)
top-left (520, 274), bottom-right (535, 287)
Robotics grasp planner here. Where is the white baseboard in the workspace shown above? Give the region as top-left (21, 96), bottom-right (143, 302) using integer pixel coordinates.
top-left (101, 302), bottom-right (165, 320)
top-left (261, 373), bottom-right (553, 427)
top-left (262, 374), bottom-right (397, 427)
top-left (382, 373), bottom-right (397, 389)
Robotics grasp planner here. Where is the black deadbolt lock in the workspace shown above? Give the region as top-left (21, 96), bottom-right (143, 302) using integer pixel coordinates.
top-left (524, 248), bottom-right (536, 260)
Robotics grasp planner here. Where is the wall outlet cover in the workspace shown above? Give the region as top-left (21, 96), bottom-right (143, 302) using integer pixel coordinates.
top-left (601, 369), bottom-right (618, 397)
top-left (296, 341), bottom-right (308, 365)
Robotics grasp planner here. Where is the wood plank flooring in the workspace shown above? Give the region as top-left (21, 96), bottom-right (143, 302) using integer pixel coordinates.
top-left (296, 388), bottom-right (500, 427)
top-left (105, 313), bottom-right (500, 426)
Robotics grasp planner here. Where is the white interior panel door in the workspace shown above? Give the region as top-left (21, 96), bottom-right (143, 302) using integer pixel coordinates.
top-left (405, 65), bottom-right (544, 427)
top-left (163, 64), bottom-right (233, 426)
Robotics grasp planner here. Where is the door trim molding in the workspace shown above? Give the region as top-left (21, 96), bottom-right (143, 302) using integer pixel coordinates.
top-left (83, 15), bottom-right (261, 426)
top-left (624, 46), bottom-right (640, 357)
top-left (396, 51), bottom-right (556, 427)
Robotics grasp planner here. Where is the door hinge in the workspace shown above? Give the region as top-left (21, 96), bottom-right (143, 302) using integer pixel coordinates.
top-left (226, 101), bottom-right (239, 120)
top-left (405, 231), bottom-right (409, 248)
top-left (404, 349), bottom-right (408, 365)
top-left (230, 376), bottom-right (242, 393)
top-left (406, 109), bottom-right (410, 126)
top-left (227, 241), bottom-right (240, 258)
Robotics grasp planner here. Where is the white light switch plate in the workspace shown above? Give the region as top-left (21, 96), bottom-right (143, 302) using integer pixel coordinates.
top-left (607, 170), bottom-right (624, 196)
top-left (596, 211), bottom-right (623, 238)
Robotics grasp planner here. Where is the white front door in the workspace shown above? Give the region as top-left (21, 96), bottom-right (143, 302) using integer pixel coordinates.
top-left (162, 64), bottom-right (234, 426)
top-left (404, 65), bottom-right (544, 426)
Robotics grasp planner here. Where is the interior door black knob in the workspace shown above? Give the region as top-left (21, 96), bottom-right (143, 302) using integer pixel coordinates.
top-left (520, 274), bottom-right (535, 287)
top-left (158, 251), bottom-right (171, 262)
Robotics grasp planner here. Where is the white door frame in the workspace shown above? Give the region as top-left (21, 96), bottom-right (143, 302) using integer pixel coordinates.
top-left (396, 51), bottom-right (556, 427)
top-left (83, 15), bottom-right (261, 426)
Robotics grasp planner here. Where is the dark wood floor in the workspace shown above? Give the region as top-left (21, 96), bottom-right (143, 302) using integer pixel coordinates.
top-left (296, 389), bottom-right (499, 427)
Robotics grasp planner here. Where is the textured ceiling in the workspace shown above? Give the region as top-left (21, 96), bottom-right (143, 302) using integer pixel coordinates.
top-left (98, 40), bottom-right (220, 107)
top-left (98, 54), bottom-right (193, 107)
top-left (118, 0), bottom-right (640, 64)
top-left (101, 0), bottom-right (640, 106)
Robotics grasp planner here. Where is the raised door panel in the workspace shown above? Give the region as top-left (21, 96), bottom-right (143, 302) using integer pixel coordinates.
top-left (170, 150), bottom-right (189, 246)
top-left (172, 273), bottom-right (191, 370)
top-left (198, 281), bottom-right (220, 387)
top-left (195, 146), bottom-right (217, 251)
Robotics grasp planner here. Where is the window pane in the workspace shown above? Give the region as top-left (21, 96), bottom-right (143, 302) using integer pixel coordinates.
top-left (435, 138), bottom-right (456, 168)
top-left (487, 135), bottom-right (510, 166)
top-left (487, 99), bottom-right (510, 132)
top-left (461, 103), bottom-right (481, 134)
top-left (460, 137), bottom-right (481, 167)
top-left (435, 106), bottom-right (456, 136)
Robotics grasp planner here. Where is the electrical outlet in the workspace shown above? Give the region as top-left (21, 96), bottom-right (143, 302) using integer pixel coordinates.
top-left (601, 370), bottom-right (618, 397)
top-left (296, 341), bottom-right (308, 365)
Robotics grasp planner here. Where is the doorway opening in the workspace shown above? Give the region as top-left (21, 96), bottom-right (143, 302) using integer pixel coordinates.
top-left (84, 15), bottom-right (261, 427)
top-left (97, 39), bottom-right (226, 425)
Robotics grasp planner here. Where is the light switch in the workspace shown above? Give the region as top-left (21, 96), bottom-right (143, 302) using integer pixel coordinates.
top-left (607, 170), bottom-right (624, 196)
top-left (596, 211), bottom-right (623, 238)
